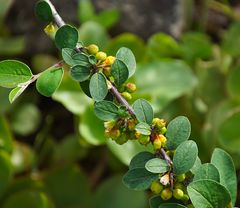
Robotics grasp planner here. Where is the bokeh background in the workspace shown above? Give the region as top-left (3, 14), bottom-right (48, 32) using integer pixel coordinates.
top-left (0, 0), bottom-right (240, 207)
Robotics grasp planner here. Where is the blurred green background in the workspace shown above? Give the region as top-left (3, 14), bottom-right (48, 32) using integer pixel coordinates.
top-left (0, 0), bottom-right (240, 207)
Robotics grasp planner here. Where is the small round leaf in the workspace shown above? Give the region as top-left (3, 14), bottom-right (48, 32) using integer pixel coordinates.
top-left (94, 101), bottom-right (119, 121)
top-left (55, 25), bottom-right (79, 49)
top-left (133, 99), bottom-right (153, 125)
top-left (36, 67), bottom-right (64, 97)
top-left (35, 0), bottom-right (53, 22)
top-left (111, 59), bottom-right (129, 86)
top-left (70, 65), bottom-right (91, 82)
top-left (89, 73), bottom-right (108, 102)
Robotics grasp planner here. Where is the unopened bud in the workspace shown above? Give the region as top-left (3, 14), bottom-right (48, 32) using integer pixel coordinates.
top-left (150, 181), bottom-right (163, 194)
top-left (138, 135), bottom-right (150, 145)
top-left (96, 51), bottom-right (107, 61)
top-left (121, 92), bottom-right (132, 101)
top-left (87, 44), bottom-right (99, 55)
top-left (153, 138), bottom-right (162, 150)
top-left (160, 188), bottom-right (172, 200)
top-left (126, 83), bottom-right (137, 93)
top-left (104, 56), bottom-right (116, 65)
top-left (173, 188), bottom-right (184, 200)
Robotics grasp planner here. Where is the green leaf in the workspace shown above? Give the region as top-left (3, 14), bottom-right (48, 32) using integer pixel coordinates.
top-left (193, 163), bottom-right (220, 182)
top-left (111, 59), bottom-right (129, 86)
top-left (173, 140), bottom-right (198, 175)
top-left (70, 65), bottom-right (91, 82)
top-left (0, 150), bottom-right (12, 195)
top-left (44, 166), bottom-right (91, 208)
top-left (55, 25), bottom-right (79, 49)
top-left (0, 116), bottom-right (13, 153)
top-left (94, 101), bottom-right (119, 121)
top-left (88, 55), bottom-right (97, 65)
top-left (0, 60), bottom-right (32, 88)
top-left (80, 80), bottom-right (91, 98)
top-left (94, 9), bottom-right (120, 29)
top-left (11, 104), bottom-right (41, 136)
top-left (180, 32), bottom-right (212, 62)
top-left (218, 112), bottom-right (240, 152)
top-left (145, 158), bottom-right (169, 174)
top-left (36, 67), bottom-right (64, 97)
top-left (2, 190), bottom-right (54, 208)
top-left (9, 87), bottom-right (24, 104)
top-left (160, 203), bottom-right (187, 208)
top-left (106, 33), bottom-right (146, 61)
top-left (107, 140), bottom-right (154, 165)
top-left (129, 152), bottom-right (155, 170)
top-left (78, 0), bottom-right (95, 23)
top-left (35, 0), bottom-right (53, 22)
top-left (187, 179), bottom-right (231, 208)
top-left (166, 116), bottom-right (191, 150)
top-left (71, 53), bottom-right (91, 67)
top-left (147, 33), bottom-right (180, 59)
top-left (133, 99), bottom-right (153, 125)
top-left (78, 21), bottom-right (109, 49)
top-left (61, 48), bottom-right (77, 66)
top-left (227, 66), bottom-right (240, 99)
top-left (123, 168), bottom-right (159, 191)
top-left (93, 175), bottom-right (147, 208)
top-left (52, 74), bottom-right (91, 115)
top-left (135, 122), bottom-right (151, 135)
top-left (190, 157), bottom-right (202, 175)
top-left (79, 106), bottom-right (106, 145)
top-left (222, 23), bottom-right (240, 58)
top-left (136, 61), bottom-right (197, 110)
top-left (211, 148), bottom-right (237, 204)
top-left (89, 72), bottom-right (108, 102)
top-left (116, 47), bottom-right (136, 77)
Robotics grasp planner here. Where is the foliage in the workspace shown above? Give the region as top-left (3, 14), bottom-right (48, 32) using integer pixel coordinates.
top-left (0, 0), bottom-right (239, 207)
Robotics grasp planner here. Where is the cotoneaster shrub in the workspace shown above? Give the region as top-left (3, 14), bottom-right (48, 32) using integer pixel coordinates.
top-left (0, 1), bottom-right (238, 207)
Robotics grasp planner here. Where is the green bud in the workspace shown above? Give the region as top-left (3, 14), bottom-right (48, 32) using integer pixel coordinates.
top-left (138, 135), bottom-right (150, 145)
top-left (87, 44), bottom-right (99, 55)
top-left (173, 188), bottom-right (184, 200)
top-left (126, 83), bottom-right (137, 93)
top-left (96, 51), bottom-right (107, 61)
top-left (160, 188), bottom-right (172, 200)
top-left (121, 92), bottom-right (132, 101)
top-left (182, 194), bottom-right (190, 202)
top-left (153, 138), bottom-right (162, 150)
top-left (177, 174), bottom-right (186, 182)
top-left (115, 134), bottom-right (128, 145)
top-left (160, 126), bottom-right (167, 134)
top-left (150, 181), bottom-right (163, 194)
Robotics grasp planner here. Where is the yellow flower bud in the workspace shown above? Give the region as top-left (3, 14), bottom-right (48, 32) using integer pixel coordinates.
top-left (126, 83), bottom-right (137, 93)
top-left (153, 138), bottom-right (162, 150)
top-left (44, 23), bottom-right (57, 38)
top-left (87, 44), bottom-right (99, 55)
top-left (150, 181), bottom-right (163, 194)
top-left (104, 56), bottom-right (116, 65)
top-left (96, 51), bottom-right (107, 61)
top-left (173, 188), bottom-right (184, 200)
top-left (160, 188), bottom-right (172, 200)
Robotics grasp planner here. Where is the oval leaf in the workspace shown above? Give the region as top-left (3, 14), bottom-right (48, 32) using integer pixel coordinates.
top-left (135, 122), bottom-right (151, 135)
top-left (72, 53), bottom-right (91, 67)
top-left (36, 67), bottom-right (64, 97)
top-left (89, 73), bottom-right (108, 102)
top-left (55, 25), bottom-right (79, 49)
top-left (111, 59), bottom-right (129, 86)
top-left (187, 179), bottom-right (231, 208)
top-left (62, 48), bottom-right (77, 66)
top-left (193, 163), bottom-right (220, 182)
top-left (116, 47), bottom-right (136, 77)
top-left (94, 100), bottom-right (119, 121)
top-left (133, 99), bottom-right (153, 125)
top-left (122, 168), bottom-right (159, 191)
top-left (145, 158), bottom-right (169, 174)
top-left (166, 116), bottom-right (191, 150)
top-left (129, 151), bottom-right (155, 170)
top-left (0, 60), bottom-right (32, 88)
top-left (211, 148), bottom-right (237, 204)
top-left (35, 0), bottom-right (53, 22)
top-left (70, 65), bottom-right (91, 82)
top-left (173, 140), bottom-right (198, 175)
top-left (9, 87), bottom-right (24, 103)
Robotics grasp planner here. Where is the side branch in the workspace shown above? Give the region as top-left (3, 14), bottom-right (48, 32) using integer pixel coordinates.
top-left (46, 0), bottom-right (65, 27)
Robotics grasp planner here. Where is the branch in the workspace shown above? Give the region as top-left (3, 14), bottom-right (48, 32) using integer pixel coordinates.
top-left (46, 0), bottom-right (173, 167)
top-left (46, 0), bottom-right (65, 27)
